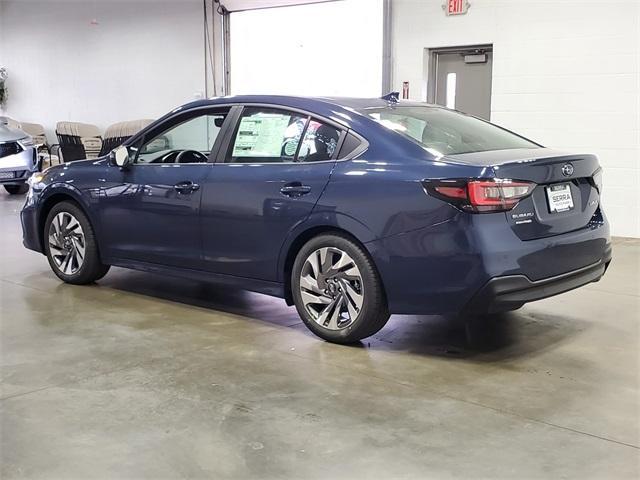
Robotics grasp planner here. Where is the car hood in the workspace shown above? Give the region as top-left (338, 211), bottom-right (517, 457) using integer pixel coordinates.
top-left (0, 124), bottom-right (28, 143)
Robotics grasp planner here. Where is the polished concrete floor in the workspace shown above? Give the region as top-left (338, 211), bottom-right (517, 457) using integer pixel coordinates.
top-left (0, 189), bottom-right (638, 479)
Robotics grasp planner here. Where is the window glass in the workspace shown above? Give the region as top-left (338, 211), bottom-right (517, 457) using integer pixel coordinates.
top-left (362, 106), bottom-right (539, 156)
top-left (337, 131), bottom-right (362, 159)
top-left (229, 108), bottom-right (307, 163)
top-left (297, 120), bottom-right (340, 162)
top-left (136, 112), bottom-right (227, 164)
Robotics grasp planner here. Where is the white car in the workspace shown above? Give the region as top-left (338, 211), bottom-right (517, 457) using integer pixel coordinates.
top-left (0, 120), bottom-right (38, 194)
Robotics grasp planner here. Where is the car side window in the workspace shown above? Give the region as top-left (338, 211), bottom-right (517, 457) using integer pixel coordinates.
top-left (136, 112), bottom-right (227, 165)
top-left (296, 119), bottom-right (341, 162)
top-left (228, 108), bottom-right (307, 163)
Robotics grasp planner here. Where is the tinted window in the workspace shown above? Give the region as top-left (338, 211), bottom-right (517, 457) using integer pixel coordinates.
top-left (338, 131), bottom-right (362, 159)
top-left (297, 120), bottom-right (340, 162)
top-left (136, 112), bottom-right (227, 164)
top-left (229, 108), bottom-right (306, 163)
top-left (362, 106), bottom-right (539, 155)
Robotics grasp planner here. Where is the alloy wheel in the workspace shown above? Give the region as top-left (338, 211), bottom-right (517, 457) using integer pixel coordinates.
top-left (299, 247), bottom-right (364, 330)
top-left (48, 212), bottom-right (86, 275)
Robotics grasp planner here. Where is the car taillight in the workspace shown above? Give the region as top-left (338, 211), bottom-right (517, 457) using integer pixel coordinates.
top-left (589, 167), bottom-right (603, 194)
top-left (423, 179), bottom-right (536, 213)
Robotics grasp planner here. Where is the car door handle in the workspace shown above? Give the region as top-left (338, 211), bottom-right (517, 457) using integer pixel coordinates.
top-left (174, 181), bottom-right (200, 194)
top-left (280, 182), bottom-right (311, 197)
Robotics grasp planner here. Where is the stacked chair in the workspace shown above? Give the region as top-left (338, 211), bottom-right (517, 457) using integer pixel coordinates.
top-left (99, 119), bottom-right (154, 156)
top-left (3, 118), bottom-right (155, 165)
top-left (55, 122), bottom-right (103, 162)
top-left (19, 122), bottom-right (58, 169)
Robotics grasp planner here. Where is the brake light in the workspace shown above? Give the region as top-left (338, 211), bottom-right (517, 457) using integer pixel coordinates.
top-left (424, 179), bottom-right (536, 213)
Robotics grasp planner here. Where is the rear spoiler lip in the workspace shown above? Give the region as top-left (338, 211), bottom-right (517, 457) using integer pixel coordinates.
top-left (441, 147), bottom-right (599, 168)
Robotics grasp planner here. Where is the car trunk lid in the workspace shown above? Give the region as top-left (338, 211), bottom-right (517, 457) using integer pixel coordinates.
top-left (444, 148), bottom-right (602, 241)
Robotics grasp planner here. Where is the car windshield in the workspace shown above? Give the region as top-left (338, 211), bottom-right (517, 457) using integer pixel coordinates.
top-left (361, 106), bottom-right (540, 155)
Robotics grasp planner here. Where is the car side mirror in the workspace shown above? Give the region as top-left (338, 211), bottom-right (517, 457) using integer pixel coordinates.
top-left (113, 146), bottom-right (131, 169)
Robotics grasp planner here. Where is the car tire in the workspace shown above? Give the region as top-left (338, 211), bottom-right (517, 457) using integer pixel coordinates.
top-left (4, 184), bottom-right (28, 195)
top-left (291, 233), bottom-right (390, 344)
top-left (44, 201), bottom-right (110, 284)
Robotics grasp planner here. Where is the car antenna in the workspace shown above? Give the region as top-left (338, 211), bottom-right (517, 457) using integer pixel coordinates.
top-left (381, 92), bottom-right (400, 104)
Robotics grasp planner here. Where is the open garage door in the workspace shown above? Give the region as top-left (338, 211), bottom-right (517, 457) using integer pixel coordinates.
top-left (226, 0), bottom-right (385, 97)
top-left (220, 0), bottom-right (339, 12)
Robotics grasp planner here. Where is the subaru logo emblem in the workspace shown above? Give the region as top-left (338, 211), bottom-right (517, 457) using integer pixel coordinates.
top-left (561, 163), bottom-right (574, 177)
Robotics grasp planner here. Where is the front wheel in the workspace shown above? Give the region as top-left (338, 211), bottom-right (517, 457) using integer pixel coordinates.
top-left (291, 233), bottom-right (390, 344)
top-left (44, 201), bottom-right (110, 284)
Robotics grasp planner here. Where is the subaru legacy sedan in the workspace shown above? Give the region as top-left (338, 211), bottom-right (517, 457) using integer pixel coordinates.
top-left (21, 95), bottom-right (611, 343)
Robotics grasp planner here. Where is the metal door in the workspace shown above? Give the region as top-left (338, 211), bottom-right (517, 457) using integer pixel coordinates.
top-left (431, 47), bottom-right (493, 120)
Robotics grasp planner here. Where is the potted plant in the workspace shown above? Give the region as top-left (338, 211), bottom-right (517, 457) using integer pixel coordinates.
top-left (0, 67), bottom-right (8, 110)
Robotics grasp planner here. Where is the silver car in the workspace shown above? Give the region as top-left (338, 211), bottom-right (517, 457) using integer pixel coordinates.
top-left (0, 119), bottom-right (38, 194)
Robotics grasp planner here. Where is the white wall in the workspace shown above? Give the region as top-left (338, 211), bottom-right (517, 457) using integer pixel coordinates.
top-left (392, 0), bottom-right (640, 238)
top-left (0, 0), bottom-right (206, 140)
top-left (230, 0), bottom-right (383, 96)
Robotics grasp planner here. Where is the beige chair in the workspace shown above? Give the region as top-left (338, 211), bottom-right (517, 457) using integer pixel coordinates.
top-left (19, 121), bottom-right (59, 169)
top-left (19, 122), bottom-right (48, 147)
top-left (55, 122), bottom-right (103, 162)
top-left (100, 119), bottom-right (154, 155)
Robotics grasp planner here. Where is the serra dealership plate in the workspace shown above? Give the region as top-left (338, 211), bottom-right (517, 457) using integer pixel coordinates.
top-left (546, 183), bottom-right (574, 213)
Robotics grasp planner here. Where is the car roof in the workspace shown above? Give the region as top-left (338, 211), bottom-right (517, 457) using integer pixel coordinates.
top-left (176, 95), bottom-right (437, 114)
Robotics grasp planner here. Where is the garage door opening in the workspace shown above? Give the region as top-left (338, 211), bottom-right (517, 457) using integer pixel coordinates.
top-left (229, 0), bottom-right (384, 97)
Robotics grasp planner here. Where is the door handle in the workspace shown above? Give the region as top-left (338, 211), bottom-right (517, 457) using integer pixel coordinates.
top-left (280, 182), bottom-right (311, 198)
top-left (174, 181), bottom-right (200, 194)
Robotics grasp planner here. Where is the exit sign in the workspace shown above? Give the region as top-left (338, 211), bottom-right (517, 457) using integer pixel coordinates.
top-left (444, 0), bottom-right (470, 15)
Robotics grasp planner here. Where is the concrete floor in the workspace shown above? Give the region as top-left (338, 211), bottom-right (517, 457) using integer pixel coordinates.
top-left (0, 189), bottom-right (638, 480)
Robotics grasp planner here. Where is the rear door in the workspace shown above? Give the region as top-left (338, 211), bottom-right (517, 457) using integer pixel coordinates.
top-left (200, 106), bottom-right (344, 280)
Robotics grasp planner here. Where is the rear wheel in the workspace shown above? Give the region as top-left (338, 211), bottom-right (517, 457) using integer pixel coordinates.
top-left (291, 234), bottom-right (389, 344)
top-left (4, 184), bottom-right (28, 195)
top-left (44, 201), bottom-right (110, 284)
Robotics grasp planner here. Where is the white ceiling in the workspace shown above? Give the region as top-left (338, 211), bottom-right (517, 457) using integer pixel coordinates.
top-left (220, 0), bottom-right (338, 12)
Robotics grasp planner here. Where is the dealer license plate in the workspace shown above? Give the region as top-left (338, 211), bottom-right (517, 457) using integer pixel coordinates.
top-left (546, 183), bottom-right (574, 213)
top-left (0, 171), bottom-right (15, 180)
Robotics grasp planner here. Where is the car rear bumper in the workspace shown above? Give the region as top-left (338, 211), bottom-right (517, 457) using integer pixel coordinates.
top-left (367, 208), bottom-right (611, 315)
top-left (464, 258), bottom-right (610, 314)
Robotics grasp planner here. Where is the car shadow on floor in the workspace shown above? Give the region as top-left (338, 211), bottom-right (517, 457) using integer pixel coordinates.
top-left (359, 310), bottom-right (587, 362)
top-left (93, 268), bottom-right (587, 362)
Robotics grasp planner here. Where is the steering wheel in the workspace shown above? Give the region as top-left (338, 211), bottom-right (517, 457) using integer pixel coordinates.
top-left (175, 150), bottom-right (208, 164)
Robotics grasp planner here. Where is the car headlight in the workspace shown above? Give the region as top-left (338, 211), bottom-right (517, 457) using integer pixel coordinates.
top-left (27, 172), bottom-right (45, 189)
top-left (19, 136), bottom-right (35, 149)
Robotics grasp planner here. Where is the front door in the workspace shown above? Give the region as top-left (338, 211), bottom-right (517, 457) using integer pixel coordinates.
top-left (98, 108), bottom-right (230, 269)
top-left (200, 106), bottom-right (343, 281)
top-left (431, 47), bottom-right (493, 120)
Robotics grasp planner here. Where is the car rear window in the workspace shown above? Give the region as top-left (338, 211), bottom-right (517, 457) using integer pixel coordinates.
top-left (361, 106), bottom-right (540, 155)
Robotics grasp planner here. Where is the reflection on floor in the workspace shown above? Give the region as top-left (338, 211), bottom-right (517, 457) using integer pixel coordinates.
top-left (1, 190), bottom-right (638, 479)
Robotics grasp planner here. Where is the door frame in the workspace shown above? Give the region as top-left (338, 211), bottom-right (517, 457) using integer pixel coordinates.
top-left (425, 44), bottom-right (493, 106)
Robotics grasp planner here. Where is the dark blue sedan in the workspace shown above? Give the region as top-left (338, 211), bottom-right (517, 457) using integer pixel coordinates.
top-left (21, 95), bottom-right (612, 343)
